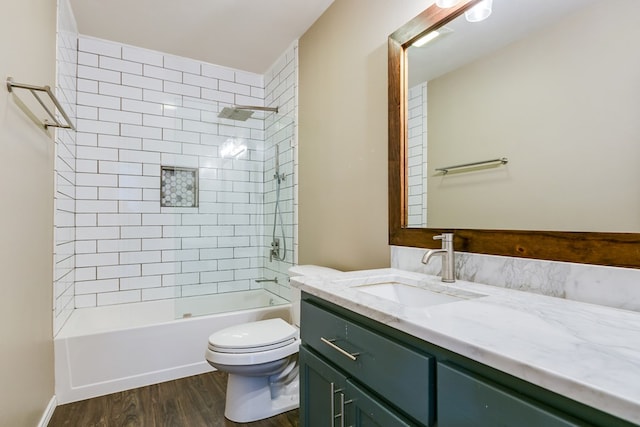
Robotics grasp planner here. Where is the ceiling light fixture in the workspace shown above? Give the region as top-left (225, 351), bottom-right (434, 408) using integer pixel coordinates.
top-left (435, 0), bottom-right (461, 8)
top-left (465, 0), bottom-right (493, 22)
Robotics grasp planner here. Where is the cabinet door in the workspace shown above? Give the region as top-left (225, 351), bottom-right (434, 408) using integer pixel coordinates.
top-left (346, 379), bottom-right (416, 427)
top-left (300, 346), bottom-right (349, 427)
top-left (437, 362), bottom-right (591, 427)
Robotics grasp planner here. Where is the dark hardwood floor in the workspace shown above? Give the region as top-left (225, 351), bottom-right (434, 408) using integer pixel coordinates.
top-left (48, 371), bottom-right (300, 427)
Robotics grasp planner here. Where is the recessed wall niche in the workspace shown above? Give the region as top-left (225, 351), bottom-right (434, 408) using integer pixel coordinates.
top-left (160, 166), bottom-right (199, 208)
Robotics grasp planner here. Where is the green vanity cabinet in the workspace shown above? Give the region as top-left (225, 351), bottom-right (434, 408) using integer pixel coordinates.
top-left (299, 293), bottom-right (637, 427)
top-left (300, 347), bottom-right (415, 427)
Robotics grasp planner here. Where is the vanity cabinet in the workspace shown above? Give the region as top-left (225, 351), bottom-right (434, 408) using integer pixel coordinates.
top-left (299, 293), bottom-right (636, 427)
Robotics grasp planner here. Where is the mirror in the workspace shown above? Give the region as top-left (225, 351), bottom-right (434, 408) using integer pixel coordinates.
top-left (389, 0), bottom-right (640, 268)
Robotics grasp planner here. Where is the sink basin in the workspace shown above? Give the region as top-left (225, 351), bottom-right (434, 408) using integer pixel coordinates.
top-left (354, 281), bottom-right (482, 307)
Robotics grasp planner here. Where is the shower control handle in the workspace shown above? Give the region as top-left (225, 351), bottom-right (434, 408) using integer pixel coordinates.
top-left (320, 337), bottom-right (359, 361)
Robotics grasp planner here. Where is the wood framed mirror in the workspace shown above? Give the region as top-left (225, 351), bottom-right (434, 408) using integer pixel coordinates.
top-left (388, 0), bottom-right (640, 268)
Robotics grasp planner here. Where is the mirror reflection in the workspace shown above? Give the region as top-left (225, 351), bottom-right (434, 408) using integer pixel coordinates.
top-left (405, 0), bottom-right (640, 232)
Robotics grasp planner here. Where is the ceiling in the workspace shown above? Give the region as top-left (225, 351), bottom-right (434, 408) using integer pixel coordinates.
top-left (69, 0), bottom-right (335, 74)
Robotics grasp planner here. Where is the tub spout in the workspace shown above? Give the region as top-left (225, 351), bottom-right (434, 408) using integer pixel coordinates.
top-left (421, 233), bottom-right (455, 283)
top-left (255, 277), bottom-right (279, 284)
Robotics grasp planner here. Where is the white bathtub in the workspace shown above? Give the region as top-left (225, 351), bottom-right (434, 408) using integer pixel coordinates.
top-left (54, 290), bottom-right (291, 404)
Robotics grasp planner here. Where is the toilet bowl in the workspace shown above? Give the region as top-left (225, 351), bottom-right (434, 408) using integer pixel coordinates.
top-left (205, 265), bottom-right (341, 423)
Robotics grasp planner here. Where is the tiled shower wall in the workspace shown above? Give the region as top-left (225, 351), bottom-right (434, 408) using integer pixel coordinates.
top-left (71, 35), bottom-right (292, 308)
top-left (53, 0), bottom-right (78, 334)
top-left (407, 83), bottom-right (427, 227)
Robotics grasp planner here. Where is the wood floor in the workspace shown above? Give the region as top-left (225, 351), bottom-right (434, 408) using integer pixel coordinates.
top-left (48, 371), bottom-right (300, 427)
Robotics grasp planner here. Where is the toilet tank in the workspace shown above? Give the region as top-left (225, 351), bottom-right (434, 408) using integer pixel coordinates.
top-left (288, 265), bottom-right (341, 327)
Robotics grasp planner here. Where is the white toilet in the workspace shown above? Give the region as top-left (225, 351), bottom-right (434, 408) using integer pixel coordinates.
top-left (205, 265), bottom-right (341, 423)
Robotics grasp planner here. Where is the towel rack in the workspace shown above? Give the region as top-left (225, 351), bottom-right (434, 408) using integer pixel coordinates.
top-left (6, 77), bottom-right (75, 130)
top-left (435, 157), bottom-right (508, 174)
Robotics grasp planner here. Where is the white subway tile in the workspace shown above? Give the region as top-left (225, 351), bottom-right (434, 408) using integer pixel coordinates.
top-left (120, 251), bottom-right (162, 265)
top-left (182, 260), bottom-right (218, 273)
top-left (76, 213), bottom-right (97, 227)
top-left (121, 124), bottom-right (162, 139)
top-left (162, 129), bottom-right (200, 144)
top-left (142, 262), bottom-right (181, 276)
top-left (182, 143), bottom-right (217, 157)
top-left (182, 283), bottom-right (219, 297)
top-left (118, 175), bottom-right (159, 188)
top-left (76, 173), bottom-right (118, 187)
top-left (218, 214), bottom-right (250, 225)
top-left (77, 118), bottom-right (120, 136)
top-left (217, 192), bottom-right (249, 204)
top-left (77, 78), bottom-right (99, 93)
top-left (75, 267), bottom-right (97, 281)
top-left (163, 81), bottom-right (200, 98)
top-left (77, 65), bottom-right (121, 84)
top-left (219, 80), bottom-right (251, 96)
top-left (143, 188), bottom-right (160, 201)
top-left (99, 108), bottom-right (143, 125)
top-left (251, 87), bottom-right (265, 98)
top-left (123, 46), bottom-right (163, 66)
top-left (143, 64), bottom-right (182, 82)
top-left (234, 246), bottom-right (259, 258)
top-left (235, 94), bottom-right (263, 107)
top-left (142, 286), bottom-right (180, 301)
top-left (99, 187), bottom-right (142, 201)
top-left (181, 214), bottom-right (217, 226)
top-left (99, 135), bottom-right (142, 150)
top-left (76, 132), bottom-right (98, 147)
top-left (76, 279), bottom-right (119, 294)
top-left (79, 37), bottom-right (122, 58)
top-left (164, 55), bottom-right (200, 74)
top-left (142, 139), bottom-right (182, 154)
top-left (77, 105), bottom-right (98, 120)
top-left (118, 200), bottom-right (160, 213)
top-left (162, 272), bottom-right (199, 286)
top-left (121, 98), bottom-right (163, 115)
top-left (76, 240), bottom-right (97, 254)
top-left (78, 52), bottom-right (99, 67)
top-left (120, 226), bottom-right (162, 238)
top-left (217, 236), bottom-right (251, 247)
top-left (76, 159), bottom-right (98, 173)
top-left (100, 56), bottom-right (143, 75)
top-left (97, 264), bottom-right (141, 280)
top-left (120, 275), bottom-right (162, 290)
top-left (119, 149), bottom-right (161, 164)
top-left (143, 89), bottom-right (182, 106)
top-left (235, 71), bottom-right (263, 87)
top-left (122, 73), bottom-right (162, 91)
top-left (97, 290), bottom-right (141, 306)
top-left (200, 225), bottom-right (234, 236)
top-left (76, 201), bottom-right (118, 214)
top-left (201, 88), bottom-right (234, 103)
top-left (218, 258), bottom-right (250, 270)
top-left (183, 73), bottom-right (218, 89)
top-left (182, 119), bottom-right (218, 134)
top-left (181, 237), bottom-right (218, 249)
top-left (77, 146), bottom-right (118, 161)
top-left (76, 252), bottom-right (119, 268)
top-left (201, 64), bottom-right (234, 81)
top-left (142, 214), bottom-right (181, 226)
top-left (98, 161), bottom-right (143, 175)
top-left (98, 239), bottom-right (142, 253)
top-left (98, 213), bottom-right (142, 226)
top-left (99, 82), bottom-right (143, 100)
top-left (75, 294), bottom-right (97, 308)
top-left (143, 164), bottom-right (160, 176)
top-left (143, 114), bottom-right (182, 129)
top-left (161, 249), bottom-right (199, 262)
top-left (160, 153), bottom-right (199, 168)
top-left (162, 225), bottom-right (200, 238)
top-left (164, 105), bottom-right (201, 121)
top-left (142, 238), bottom-right (182, 251)
top-left (200, 248), bottom-right (234, 259)
top-left (200, 270), bottom-right (235, 283)
top-left (77, 92), bottom-right (120, 109)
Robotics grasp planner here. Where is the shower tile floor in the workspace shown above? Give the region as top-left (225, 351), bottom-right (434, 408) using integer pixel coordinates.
top-left (48, 371), bottom-right (299, 427)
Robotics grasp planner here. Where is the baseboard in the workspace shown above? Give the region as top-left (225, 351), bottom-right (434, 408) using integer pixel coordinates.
top-left (37, 396), bottom-right (57, 427)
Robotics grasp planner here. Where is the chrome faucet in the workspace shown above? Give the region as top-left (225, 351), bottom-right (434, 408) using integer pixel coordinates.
top-left (421, 233), bottom-right (455, 283)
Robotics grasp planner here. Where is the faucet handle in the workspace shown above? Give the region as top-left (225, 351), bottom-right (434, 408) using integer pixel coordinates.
top-left (433, 232), bottom-right (454, 242)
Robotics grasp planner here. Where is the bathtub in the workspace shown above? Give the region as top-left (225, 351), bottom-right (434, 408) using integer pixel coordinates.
top-left (54, 289), bottom-right (291, 404)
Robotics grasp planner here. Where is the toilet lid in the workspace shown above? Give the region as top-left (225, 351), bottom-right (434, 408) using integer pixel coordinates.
top-left (208, 318), bottom-right (297, 354)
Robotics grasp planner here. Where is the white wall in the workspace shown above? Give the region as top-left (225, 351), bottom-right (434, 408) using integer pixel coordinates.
top-left (0, 0), bottom-right (56, 424)
top-left (298, 0), bottom-right (429, 270)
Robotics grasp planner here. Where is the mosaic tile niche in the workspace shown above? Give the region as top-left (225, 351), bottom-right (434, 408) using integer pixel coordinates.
top-left (160, 166), bottom-right (198, 208)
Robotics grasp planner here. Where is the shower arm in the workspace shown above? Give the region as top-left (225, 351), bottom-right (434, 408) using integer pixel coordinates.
top-left (234, 105), bottom-right (279, 114)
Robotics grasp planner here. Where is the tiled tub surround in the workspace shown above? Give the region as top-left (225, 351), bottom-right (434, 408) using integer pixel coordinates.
top-left (71, 35), bottom-right (296, 308)
top-left (392, 245), bottom-right (640, 313)
top-left (292, 269), bottom-right (640, 425)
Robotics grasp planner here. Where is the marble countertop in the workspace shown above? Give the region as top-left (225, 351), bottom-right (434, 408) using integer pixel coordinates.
top-left (291, 268), bottom-right (640, 425)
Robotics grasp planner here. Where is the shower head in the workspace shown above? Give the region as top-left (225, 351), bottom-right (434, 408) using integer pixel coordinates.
top-left (217, 105), bottom-right (279, 122)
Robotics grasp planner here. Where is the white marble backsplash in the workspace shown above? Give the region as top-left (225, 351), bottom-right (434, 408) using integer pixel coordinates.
top-left (391, 245), bottom-right (640, 312)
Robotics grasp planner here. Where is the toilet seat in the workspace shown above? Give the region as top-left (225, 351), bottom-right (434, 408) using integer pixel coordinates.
top-left (208, 318), bottom-right (298, 353)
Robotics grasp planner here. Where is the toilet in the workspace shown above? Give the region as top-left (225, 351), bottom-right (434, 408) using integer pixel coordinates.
top-left (205, 265), bottom-right (341, 423)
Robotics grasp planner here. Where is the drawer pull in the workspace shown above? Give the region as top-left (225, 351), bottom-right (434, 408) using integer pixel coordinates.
top-left (321, 337), bottom-right (360, 361)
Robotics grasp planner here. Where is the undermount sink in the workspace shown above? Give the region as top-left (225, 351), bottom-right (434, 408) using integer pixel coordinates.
top-left (354, 281), bottom-right (484, 307)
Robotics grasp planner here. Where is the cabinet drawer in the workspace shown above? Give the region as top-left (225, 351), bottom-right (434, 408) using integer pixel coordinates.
top-left (437, 362), bottom-right (591, 427)
top-left (301, 300), bottom-right (435, 426)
